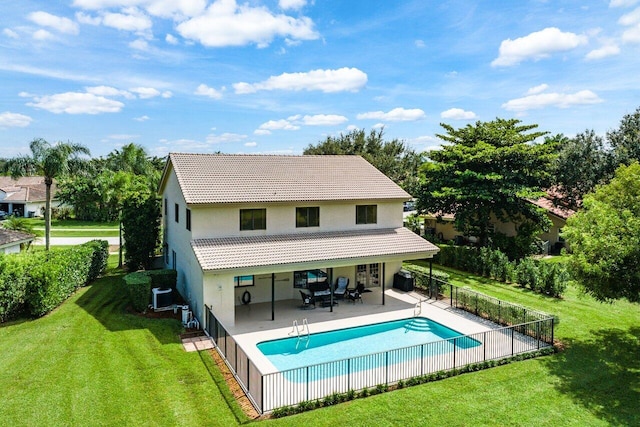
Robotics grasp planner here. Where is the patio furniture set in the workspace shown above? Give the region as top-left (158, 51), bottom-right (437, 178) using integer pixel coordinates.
top-left (299, 277), bottom-right (364, 309)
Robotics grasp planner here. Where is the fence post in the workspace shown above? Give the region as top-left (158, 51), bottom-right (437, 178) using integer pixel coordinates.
top-left (536, 321), bottom-right (540, 350)
top-left (511, 327), bottom-right (514, 356)
top-left (420, 344), bottom-right (424, 376)
top-left (483, 331), bottom-right (487, 361)
top-left (385, 352), bottom-right (389, 385)
top-left (453, 338), bottom-right (456, 369)
top-left (551, 317), bottom-right (555, 345)
top-left (450, 284), bottom-right (453, 307)
top-left (306, 366), bottom-right (309, 402)
top-left (347, 359), bottom-right (351, 391)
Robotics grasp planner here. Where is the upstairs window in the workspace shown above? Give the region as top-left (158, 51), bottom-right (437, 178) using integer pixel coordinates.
top-left (186, 208), bottom-right (191, 231)
top-left (174, 203), bottom-right (179, 223)
top-left (296, 207), bottom-right (320, 228)
top-left (356, 205), bottom-right (377, 224)
top-left (240, 209), bottom-right (266, 230)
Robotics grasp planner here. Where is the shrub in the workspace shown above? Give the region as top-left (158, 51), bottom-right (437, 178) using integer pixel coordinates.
top-left (83, 240), bottom-right (109, 282)
top-left (123, 271), bottom-right (152, 312)
top-left (0, 254), bottom-right (29, 322)
top-left (145, 269), bottom-right (178, 292)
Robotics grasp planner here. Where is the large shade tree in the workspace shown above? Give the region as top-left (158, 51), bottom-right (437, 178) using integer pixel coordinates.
top-left (5, 139), bottom-right (90, 250)
top-left (303, 128), bottom-right (423, 194)
top-left (608, 106), bottom-right (640, 166)
top-left (416, 119), bottom-right (556, 252)
top-left (563, 162), bottom-right (640, 303)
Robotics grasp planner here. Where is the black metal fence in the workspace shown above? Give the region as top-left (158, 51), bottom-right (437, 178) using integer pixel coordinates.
top-left (205, 295), bottom-right (555, 414)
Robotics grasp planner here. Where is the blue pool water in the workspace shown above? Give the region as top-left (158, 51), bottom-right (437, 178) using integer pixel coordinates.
top-left (257, 317), bottom-right (480, 379)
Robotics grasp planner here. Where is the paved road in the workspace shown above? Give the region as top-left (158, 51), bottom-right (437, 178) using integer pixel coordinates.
top-left (32, 236), bottom-right (120, 246)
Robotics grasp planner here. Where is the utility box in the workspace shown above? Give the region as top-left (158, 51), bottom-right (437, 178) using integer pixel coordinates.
top-left (152, 287), bottom-right (172, 310)
top-left (393, 270), bottom-right (414, 292)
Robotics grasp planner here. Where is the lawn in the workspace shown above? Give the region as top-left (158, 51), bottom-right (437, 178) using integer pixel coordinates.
top-left (23, 218), bottom-right (119, 238)
top-left (1, 259), bottom-right (638, 426)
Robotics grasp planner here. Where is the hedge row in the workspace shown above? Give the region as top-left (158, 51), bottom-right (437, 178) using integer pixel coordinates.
top-left (0, 240), bottom-right (109, 322)
top-left (435, 245), bottom-right (568, 297)
top-left (271, 347), bottom-right (555, 418)
top-left (123, 269), bottom-right (177, 312)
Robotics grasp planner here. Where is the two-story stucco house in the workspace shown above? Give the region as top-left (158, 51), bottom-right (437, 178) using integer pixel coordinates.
top-left (159, 153), bottom-right (438, 328)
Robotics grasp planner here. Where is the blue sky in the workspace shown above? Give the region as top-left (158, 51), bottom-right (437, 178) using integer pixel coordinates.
top-left (1, 0), bottom-right (639, 159)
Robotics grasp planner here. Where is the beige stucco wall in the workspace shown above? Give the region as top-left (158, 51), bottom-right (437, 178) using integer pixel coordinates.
top-left (0, 244), bottom-right (21, 254)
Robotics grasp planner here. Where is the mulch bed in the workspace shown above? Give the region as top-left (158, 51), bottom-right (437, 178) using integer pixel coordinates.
top-left (208, 348), bottom-right (263, 420)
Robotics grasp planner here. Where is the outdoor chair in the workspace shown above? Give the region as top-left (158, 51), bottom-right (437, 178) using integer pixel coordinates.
top-left (333, 277), bottom-right (349, 300)
top-left (300, 290), bottom-right (316, 309)
top-left (347, 283), bottom-right (364, 304)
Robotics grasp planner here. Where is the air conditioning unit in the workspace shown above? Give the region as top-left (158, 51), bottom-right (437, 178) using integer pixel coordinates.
top-left (152, 287), bottom-right (173, 311)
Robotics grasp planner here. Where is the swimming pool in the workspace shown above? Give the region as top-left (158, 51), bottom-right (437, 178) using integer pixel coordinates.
top-left (257, 317), bottom-right (480, 380)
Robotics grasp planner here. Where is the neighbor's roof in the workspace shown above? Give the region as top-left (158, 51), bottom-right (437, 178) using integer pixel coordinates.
top-left (161, 153), bottom-right (411, 204)
top-left (0, 229), bottom-right (36, 248)
top-left (530, 196), bottom-right (575, 220)
top-left (191, 227), bottom-right (438, 272)
top-left (0, 176), bottom-right (56, 202)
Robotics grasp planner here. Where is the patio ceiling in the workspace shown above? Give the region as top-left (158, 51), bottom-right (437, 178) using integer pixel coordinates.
top-left (192, 227), bottom-right (438, 274)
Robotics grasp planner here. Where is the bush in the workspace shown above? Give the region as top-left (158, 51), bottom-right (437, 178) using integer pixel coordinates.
top-left (123, 271), bottom-right (152, 312)
top-left (0, 254), bottom-right (29, 322)
top-left (83, 240), bottom-right (109, 282)
top-left (145, 269), bottom-right (177, 292)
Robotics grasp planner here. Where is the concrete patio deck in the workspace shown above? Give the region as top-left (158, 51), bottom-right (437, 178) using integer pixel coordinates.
top-left (226, 287), bottom-right (503, 375)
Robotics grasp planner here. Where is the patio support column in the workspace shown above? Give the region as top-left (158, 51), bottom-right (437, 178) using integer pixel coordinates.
top-left (328, 268), bottom-right (334, 313)
top-left (429, 258), bottom-right (433, 299)
top-left (382, 263), bottom-right (385, 305)
top-left (271, 273), bottom-right (275, 321)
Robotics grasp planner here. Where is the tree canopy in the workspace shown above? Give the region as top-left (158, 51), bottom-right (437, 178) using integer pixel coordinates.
top-left (4, 139), bottom-right (90, 250)
top-left (303, 128), bottom-right (423, 194)
top-left (416, 119), bottom-right (555, 251)
top-left (607, 106), bottom-right (640, 166)
top-left (563, 162), bottom-right (640, 303)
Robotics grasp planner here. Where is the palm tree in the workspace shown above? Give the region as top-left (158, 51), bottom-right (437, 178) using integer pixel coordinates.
top-left (5, 138), bottom-right (90, 250)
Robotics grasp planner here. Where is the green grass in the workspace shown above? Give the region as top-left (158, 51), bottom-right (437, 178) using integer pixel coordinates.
top-left (1, 258), bottom-right (638, 426)
top-left (22, 218), bottom-right (119, 238)
top-left (0, 261), bottom-right (247, 427)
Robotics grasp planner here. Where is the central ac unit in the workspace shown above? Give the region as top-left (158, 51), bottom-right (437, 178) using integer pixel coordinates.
top-left (152, 287), bottom-right (173, 311)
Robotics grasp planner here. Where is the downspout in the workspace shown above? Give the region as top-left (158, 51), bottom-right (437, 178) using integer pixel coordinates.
top-left (382, 263), bottom-right (385, 305)
top-left (271, 273), bottom-right (275, 321)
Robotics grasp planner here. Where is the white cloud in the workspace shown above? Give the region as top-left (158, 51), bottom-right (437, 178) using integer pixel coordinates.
top-left (586, 44), bottom-right (621, 59)
top-left (133, 115), bottom-right (149, 121)
top-left (415, 39), bottom-right (425, 48)
top-left (28, 11), bottom-right (79, 35)
top-left (75, 11), bottom-right (102, 25)
top-left (372, 122), bottom-right (385, 129)
top-left (622, 25), bottom-right (640, 42)
top-left (176, 0), bottom-right (318, 48)
top-left (102, 8), bottom-right (152, 33)
top-left (195, 83), bottom-right (223, 99)
top-left (165, 34), bottom-right (178, 44)
top-left (502, 90), bottom-right (603, 112)
top-left (3, 28), bottom-right (19, 39)
top-left (73, 0), bottom-right (207, 19)
top-left (356, 107), bottom-right (425, 122)
top-left (345, 125), bottom-right (358, 132)
top-left (234, 68), bottom-right (367, 94)
top-left (130, 87), bottom-right (160, 98)
top-left (244, 141), bottom-right (257, 147)
top-left (619, 7), bottom-right (640, 25)
top-left (26, 92), bottom-right (124, 114)
top-left (0, 111), bottom-right (33, 128)
top-left (33, 29), bottom-right (53, 40)
top-left (161, 91), bottom-right (172, 98)
top-left (279, 0), bottom-right (307, 10)
top-left (408, 135), bottom-right (440, 151)
top-left (129, 38), bottom-right (149, 50)
top-left (254, 129), bottom-right (271, 135)
top-left (610, 0), bottom-right (639, 7)
top-left (258, 119), bottom-right (300, 131)
top-left (86, 85), bottom-right (135, 99)
top-left (440, 108), bottom-right (478, 120)
top-left (301, 114), bottom-right (348, 126)
top-left (206, 132), bottom-right (247, 143)
top-left (526, 84), bottom-right (549, 95)
top-left (491, 27), bottom-right (588, 67)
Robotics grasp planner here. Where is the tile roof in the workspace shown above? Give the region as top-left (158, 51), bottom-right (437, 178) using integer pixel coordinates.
top-left (165, 153), bottom-right (411, 204)
top-left (0, 229), bottom-right (35, 247)
top-left (0, 176), bottom-right (55, 202)
top-left (191, 227), bottom-right (439, 271)
top-left (529, 196), bottom-right (575, 220)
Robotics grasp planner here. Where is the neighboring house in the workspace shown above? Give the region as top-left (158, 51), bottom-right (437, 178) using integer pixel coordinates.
top-left (0, 176), bottom-right (59, 218)
top-left (419, 194), bottom-right (575, 251)
top-left (159, 154), bottom-right (439, 327)
top-left (0, 229), bottom-right (35, 254)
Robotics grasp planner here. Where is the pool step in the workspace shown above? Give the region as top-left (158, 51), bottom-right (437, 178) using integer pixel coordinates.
top-left (404, 318), bottom-right (433, 332)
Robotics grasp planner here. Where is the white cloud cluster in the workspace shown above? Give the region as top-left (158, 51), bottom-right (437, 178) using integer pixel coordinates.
top-left (76, 7), bottom-right (152, 36)
top-left (28, 11), bottom-right (80, 35)
top-left (356, 107), bottom-right (425, 122)
top-left (440, 108), bottom-right (478, 120)
top-left (234, 68), bottom-right (367, 94)
top-left (255, 113), bottom-right (347, 134)
top-left (502, 87), bottom-right (603, 112)
top-left (0, 111), bottom-right (33, 128)
top-left (610, 0), bottom-right (640, 8)
top-left (279, 0), bottom-right (307, 10)
top-left (619, 7), bottom-right (640, 43)
top-left (586, 44), bottom-right (621, 59)
top-left (3, 28), bottom-right (19, 39)
top-left (176, 0), bottom-right (317, 48)
top-left (492, 27), bottom-right (588, 67)
top-left (194, 84), bottom-right (223, 99)
top-left (73, 0), bottom-right (207, 19)
top-left (23, 85), bottom-right (170, 114)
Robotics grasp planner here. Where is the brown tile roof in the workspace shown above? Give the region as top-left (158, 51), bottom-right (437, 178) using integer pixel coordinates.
top-left (530, 196), bottom-right (575, 220)
top-left (0, 176), bottom-right (56, 202)
top-left (0, 229), bottom-right (35, 248)
top-left (164, 153), bottom-right (411, 204)
top-left (191, 227), bottom-right (439, 271)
